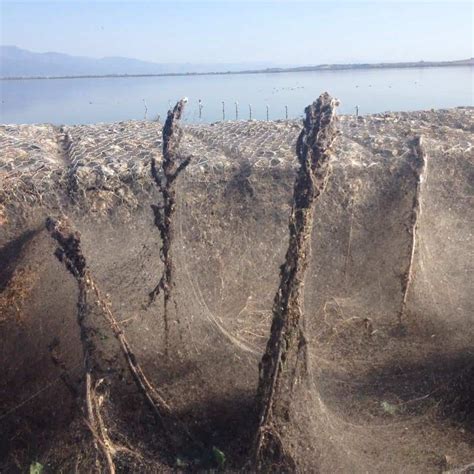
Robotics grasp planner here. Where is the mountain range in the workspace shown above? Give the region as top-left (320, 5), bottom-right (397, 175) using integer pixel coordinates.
top-left (1, 46), bottom-right (472, 79)
top-left (0, 46), bottom-right (276, 78)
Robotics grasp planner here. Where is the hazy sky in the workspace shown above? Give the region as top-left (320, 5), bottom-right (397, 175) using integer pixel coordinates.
top-left (1, 1), bottom-right (472, 65)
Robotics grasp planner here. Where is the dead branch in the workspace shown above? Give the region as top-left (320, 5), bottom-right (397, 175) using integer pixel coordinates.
top-left (86, 271), bottom-right (198, 452)
top-left (45, 216), bottom-right (115, 474)
top-left (46, 216), bottom-right (199, 459)
top-left (149, 98), bottom-right (191, 353)
top-left (252, 93), bottom-right (339, 471)
top-left (399, 136), bottom-right (427, 322)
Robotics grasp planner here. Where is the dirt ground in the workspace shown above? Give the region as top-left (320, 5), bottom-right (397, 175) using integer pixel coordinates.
top-left (0, 108), bottom-right (473, 472)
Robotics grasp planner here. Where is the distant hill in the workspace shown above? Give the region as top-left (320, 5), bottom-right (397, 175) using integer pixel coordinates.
top-left (1, 46), bottom-right (472, 79)
top-left (260, 57), bottom-right (474, 73)
top-left (0, 46), bottom-right (274, 78)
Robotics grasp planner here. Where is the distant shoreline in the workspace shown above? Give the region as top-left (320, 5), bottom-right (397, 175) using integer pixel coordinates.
top-left (1, 58), bottom-right (472, 81)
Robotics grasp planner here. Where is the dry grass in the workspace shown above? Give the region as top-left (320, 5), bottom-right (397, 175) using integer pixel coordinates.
top-left (0, 204), bottom-right (7, 226)
top-left (0, 266), bottom-right (38, 325)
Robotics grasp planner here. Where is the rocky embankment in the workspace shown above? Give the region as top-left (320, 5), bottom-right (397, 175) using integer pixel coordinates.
top-left (0, 108), bottom-right (473, 472)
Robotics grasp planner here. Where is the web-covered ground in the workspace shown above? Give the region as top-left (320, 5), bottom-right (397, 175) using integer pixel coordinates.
top-left (0, 107), bottom-right (473, 472)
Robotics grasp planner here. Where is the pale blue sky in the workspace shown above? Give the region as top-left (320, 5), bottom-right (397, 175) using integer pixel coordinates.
top-left (1, 1), bottom-right (472, 65)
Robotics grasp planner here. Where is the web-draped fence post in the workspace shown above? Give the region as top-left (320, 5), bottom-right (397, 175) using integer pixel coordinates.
top-left (249, 104), bottom-right (252, 120)
top-left (252, 92), bottom-right (339, 471)
top-left (235, 101), bottom-right (239, 120)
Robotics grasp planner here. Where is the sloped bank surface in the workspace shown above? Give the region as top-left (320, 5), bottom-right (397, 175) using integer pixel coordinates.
top-left (0, 108), bottom-right (473, 472)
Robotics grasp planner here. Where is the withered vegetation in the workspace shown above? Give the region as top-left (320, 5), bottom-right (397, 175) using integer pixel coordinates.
top-left (149, 98), bottom-right (192, 352)
top-left (0, 104), bottom-right (473, 473)
top-left (253, 92), bottom-right (339, 471)
top-left (45, 216), bottom-right (200, 472)
top-left (398, 135), bottom-right (427, 323)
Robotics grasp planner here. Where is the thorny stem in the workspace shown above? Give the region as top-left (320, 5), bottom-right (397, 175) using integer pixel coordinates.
top-left (253, 93), bottom-right (339, 471)
top-left (399, 136), bottom-right (427, 322)
top-left (149, 98), bottom-right (191, 354)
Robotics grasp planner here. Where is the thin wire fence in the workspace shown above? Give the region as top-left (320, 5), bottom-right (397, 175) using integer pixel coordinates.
top-left (152, 100), bottom-right (362, 124)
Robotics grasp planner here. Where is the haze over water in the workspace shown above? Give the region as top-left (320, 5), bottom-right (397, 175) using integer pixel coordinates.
top-left (1, 66), bottom-right (472, 125)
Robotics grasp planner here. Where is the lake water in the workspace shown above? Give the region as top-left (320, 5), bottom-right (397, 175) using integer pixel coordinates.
top-left (0, 67), bottom-right (472, 125)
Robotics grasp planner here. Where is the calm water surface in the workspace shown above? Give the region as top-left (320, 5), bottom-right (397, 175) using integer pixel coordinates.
top-left (1, 67), bottom-right (472, 125)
